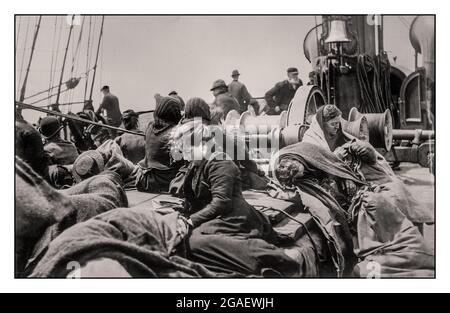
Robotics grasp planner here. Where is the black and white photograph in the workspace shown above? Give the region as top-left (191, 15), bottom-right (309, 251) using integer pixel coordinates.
top-left (14, 13), bottom-right (436, 280)
top-left (3, 0), bottom-right (449, 297)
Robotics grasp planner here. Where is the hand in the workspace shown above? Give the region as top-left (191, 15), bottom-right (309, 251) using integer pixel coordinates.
top-left (274, 106), bottom-right (281, 113)
top-left (350, 140), bottom-right (376, 163)
top-left (334, 146), bottom-right (348, 159)
top-left (344, 180), bottom-right (357, 196)
top-left (174, 216), bottom-right (192, 246)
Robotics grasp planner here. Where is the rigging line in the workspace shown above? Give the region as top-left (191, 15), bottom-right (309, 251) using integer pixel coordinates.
top-left (17, 101), bottom-right (145, 137)
top-left (89, 15), bottom-right (105, 102)
top-left (15, 16), bottom-right (21, 57)
top-left (54, 15), bottom-right (76, 108)
top-left (19, 16), bottom-right (42, 103)
top-left (48, 16), bottom-right (58, 106)
top-left (17, 16), bottom-right (31, 99)
top-left (24, 69), bottom-right (92, 100)
top-left (398, 16), bottom-right (410, 30)
top-left (29, 88), bottom-right (71, 105)
top-left (71, 16), bottom-right (86, 77)
top-left (84, 16), bottom-right (93, 102)
top-left (50, 16), bottom-right (64, 103)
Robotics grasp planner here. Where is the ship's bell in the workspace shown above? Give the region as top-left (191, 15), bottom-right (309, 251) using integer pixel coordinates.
top-left (325, 20), bottom-right (351, 44)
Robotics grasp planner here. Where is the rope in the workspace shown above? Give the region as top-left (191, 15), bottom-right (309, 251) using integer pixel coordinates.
top-left (47, 16), bottom-right (58, 106)
top-left (49, 16), bottom-right (64, 105)
top-left (84, 16), bottom-right (93, 101)
top-left (17, 16), bottom-right (31, 98)
top-left (15, 16), bottom-right (21, 56)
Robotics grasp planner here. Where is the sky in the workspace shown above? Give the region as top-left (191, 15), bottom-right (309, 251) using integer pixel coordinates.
top-left (15, 15), bottom-right (419, 123)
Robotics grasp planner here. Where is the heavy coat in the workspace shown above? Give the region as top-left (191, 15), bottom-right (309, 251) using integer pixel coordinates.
top-left (264, 80), bottom-right (303, 114)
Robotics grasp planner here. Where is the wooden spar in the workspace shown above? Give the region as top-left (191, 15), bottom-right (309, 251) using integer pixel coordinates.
top-left (136, 109), bottom-right (155, 115)
top-left (18, 16), bottom-right (42, 103)
top-left (88, 16), bottom-right (105, 106)
top-left (54, 15), bottom-right (75, 110)
top-left (16, 101), bottom-right (145, 137)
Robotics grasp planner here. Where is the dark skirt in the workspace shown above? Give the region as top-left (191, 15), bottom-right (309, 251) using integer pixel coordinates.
top-left (187, 228), bottom-right (299, 277)
top-left (135, 165), bottom-right (180, 193)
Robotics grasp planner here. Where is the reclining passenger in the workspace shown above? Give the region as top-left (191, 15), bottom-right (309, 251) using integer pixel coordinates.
top-left (272, 142), bottom-right (434, 277)
top-left (29, 207), bottom-right (218, 278)
top-left (170, 120), bottom-right (299, 276)
top-left (302, 104), bottom-right (429, 222)
top-left (15, 156), bottom-right (127, 276)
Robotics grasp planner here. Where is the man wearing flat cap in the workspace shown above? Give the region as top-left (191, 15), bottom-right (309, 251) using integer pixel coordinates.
top-left (209, 79), bottom-right (240, 125)
top-left (96, 85), bottom-right (122, 128)
top-left (228, 70), bottom-right (252, 114)
top-left (264, 67), bottom-right (303, 115)
top-left (168, 90), bottom-right (186, 111)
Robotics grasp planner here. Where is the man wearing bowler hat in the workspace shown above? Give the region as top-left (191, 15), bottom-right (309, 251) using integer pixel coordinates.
top-left (38, 116), bottom-right (79, 165)
top-left (209, 79), bottom-right (240, 125)
top-left (264, 67), bottom-right (303, 115)
top-left (96, 85), bottom-right (122, 128)
top-left (228, 69), bottom-right (252, 114)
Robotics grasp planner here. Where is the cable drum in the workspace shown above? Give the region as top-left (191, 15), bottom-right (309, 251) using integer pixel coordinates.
top-left (341, 116), bottom-right (370, 142)
top-left (348, 107), bottom-right (393, 150)
top-left (239, 111), bottom-right (287, 134)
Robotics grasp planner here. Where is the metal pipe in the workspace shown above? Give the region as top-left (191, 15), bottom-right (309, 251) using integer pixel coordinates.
top-left (392, 129), bottom-right (435, 141)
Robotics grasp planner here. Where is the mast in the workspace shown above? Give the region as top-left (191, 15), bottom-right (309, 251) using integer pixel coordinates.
top-left (53, 15), bottom-right (75, 111)
top-left (86, 15), bottom-right (105, 111)
top-left (18, 16), bottom-right (42, 103)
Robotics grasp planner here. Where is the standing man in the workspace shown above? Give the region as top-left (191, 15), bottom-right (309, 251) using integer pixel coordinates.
top-left (209, 79), bottom-right (240, 125)
top-left (168, 90), bottom-right (186, 111)
top-left (228, 69), bottom-right (252, 114)
top-left (264, 67), bottom-right (303, 115)
top-left (96, 85), bottom-right (122, 127)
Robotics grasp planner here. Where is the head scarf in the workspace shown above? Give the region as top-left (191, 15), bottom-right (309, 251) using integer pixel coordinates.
top-left (316, 105), bottom-right (346, 152)
top-left (152, 96), bottom-right (182, 134)
top-left (122, 109), bottom-right (139, 130)
top-left (184, 97), bottom-right (211, 123)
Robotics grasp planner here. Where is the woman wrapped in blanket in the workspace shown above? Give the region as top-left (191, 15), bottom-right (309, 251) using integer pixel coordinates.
top-left (272, 142), bottom-right (434, 277)
top-left (169, 120), bottom-right (299, 277)
top-left (302, 104), bottom-right (430, 221)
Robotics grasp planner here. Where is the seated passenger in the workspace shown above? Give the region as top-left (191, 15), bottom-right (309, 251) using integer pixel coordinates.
top-left (86, 123), bottom-right (112, 148)
top-left (38, 116), bottom-right (79, 165)
top-left (114, 110), bottom-right (145, 164)
top-left (136, 96), bottom-right (183, 193)
top-left (170, 121), bottom-right (299, 276)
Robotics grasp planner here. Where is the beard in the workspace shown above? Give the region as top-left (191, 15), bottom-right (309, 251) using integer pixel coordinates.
top-left (288, 77), bottom-right (300, 85)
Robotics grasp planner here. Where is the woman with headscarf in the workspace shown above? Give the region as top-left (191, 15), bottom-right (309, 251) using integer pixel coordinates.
top-left (182, 97), bottom-right (211, 124)
top-left (114, 109), bottom-right (146, 164)
top-left (271, 142), bottom-right (434, 277)
top-left (136, 96), bottom-right (183, 193)
top-left (303, 104), bottom-right (378, 163)
top-left (170, 121), bottom-right (299, 276)
top-left (171, 97), bottom-right (267, 195)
